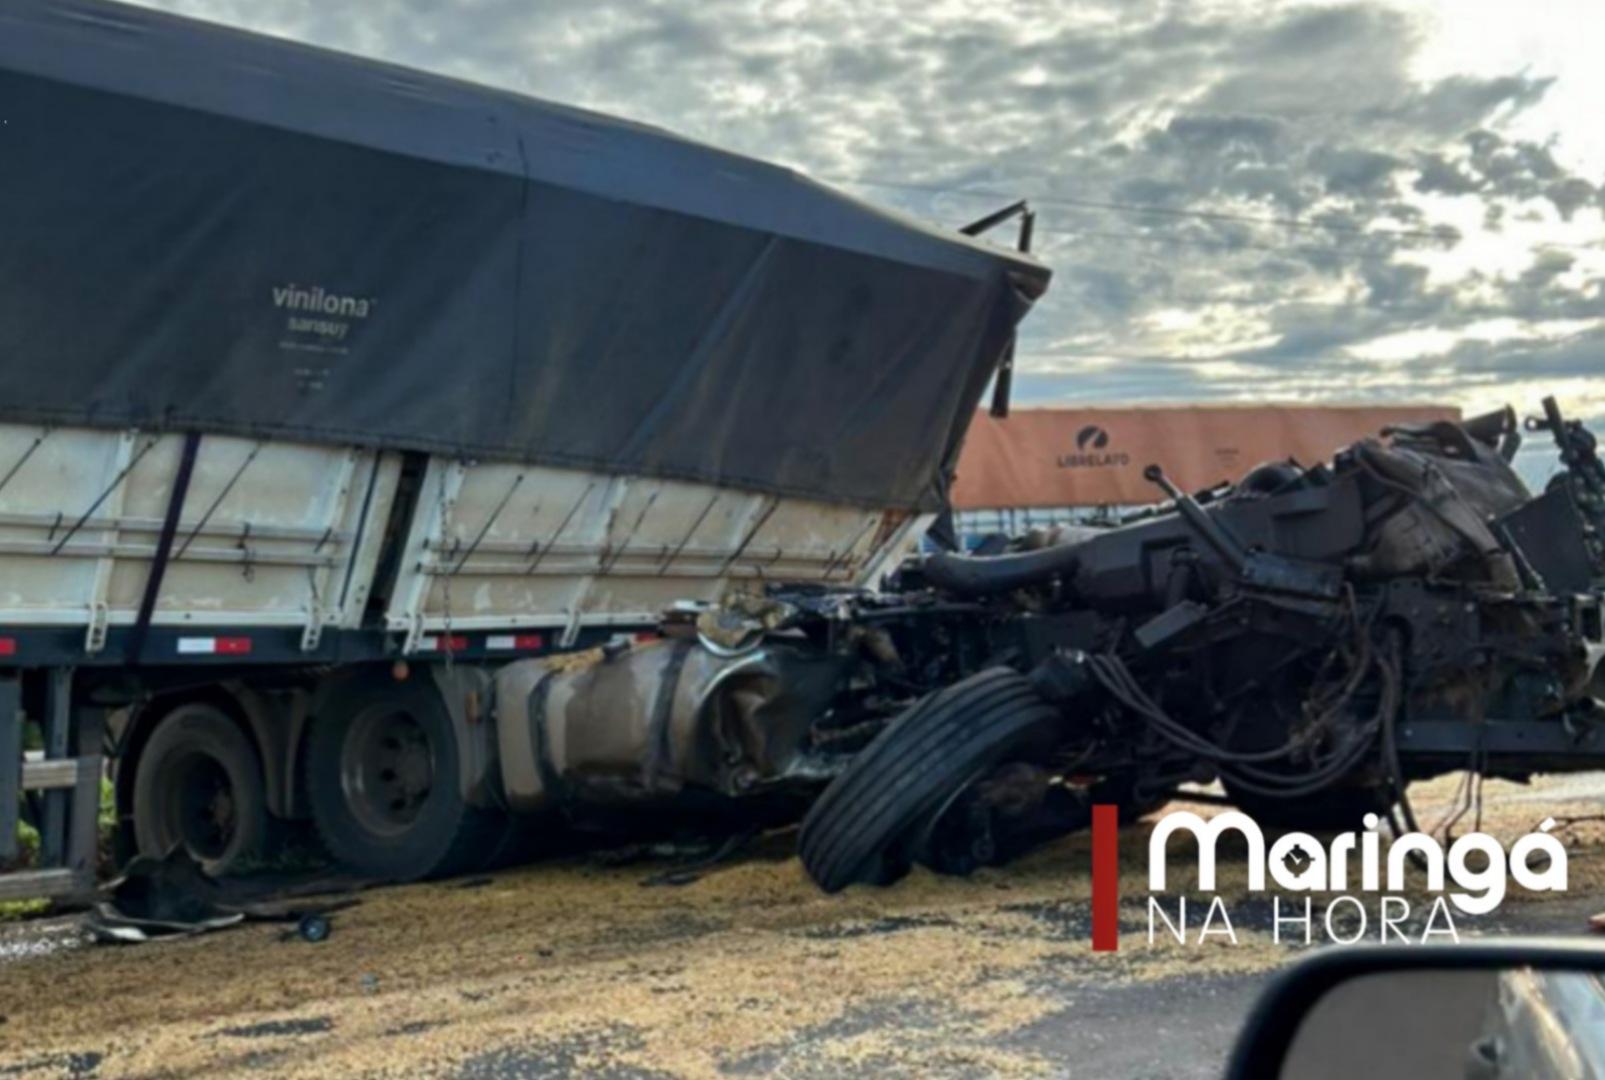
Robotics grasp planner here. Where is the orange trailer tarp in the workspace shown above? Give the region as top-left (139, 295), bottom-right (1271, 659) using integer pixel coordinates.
top-left (951, 403), bottom-right (1460, 510)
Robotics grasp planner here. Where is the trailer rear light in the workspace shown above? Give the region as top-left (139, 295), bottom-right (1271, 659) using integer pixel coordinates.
top-left (177, 636), bottom-right (253, 655)
top-left (486, 633), bottom-right (545, 651)
top-left (417, 635), bottom-right (469, 652)
top-left (0, 638), bottom-right (15, 656)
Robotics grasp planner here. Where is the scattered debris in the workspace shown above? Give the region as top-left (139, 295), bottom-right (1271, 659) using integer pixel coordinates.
top-left (85, 847), bottom-right (359, 945)
top-left (87, 849), bottom-right (244, 944)
top-left (640, 828), bottom-right (762, 888)
top-left (295, 914), bottom-right (331, 944)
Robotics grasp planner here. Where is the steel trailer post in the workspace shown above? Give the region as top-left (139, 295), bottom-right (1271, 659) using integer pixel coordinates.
top-left (67, 697), bottom-right (104, 892)
top-left (0, 675), bottom-right (18, 863)
top-left (39, 667), bottom-right (72, 866)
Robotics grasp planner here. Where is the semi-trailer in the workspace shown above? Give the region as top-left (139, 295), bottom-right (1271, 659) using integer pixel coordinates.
top-left (0, 0), bottom-right (1048, 898)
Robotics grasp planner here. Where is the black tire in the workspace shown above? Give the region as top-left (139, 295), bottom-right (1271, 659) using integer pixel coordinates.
top-left (132, 703), bottom-right (270, 876)
top-left (799, 667), bottom-right (1059, 893)
top-left (304, 674), bottom-right (499, 881)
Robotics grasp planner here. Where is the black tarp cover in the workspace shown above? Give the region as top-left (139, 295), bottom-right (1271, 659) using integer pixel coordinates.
top-left (0, 0), bottom-right (1048, 511)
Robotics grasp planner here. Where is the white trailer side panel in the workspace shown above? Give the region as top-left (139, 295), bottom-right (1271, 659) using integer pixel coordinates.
top-left (0, 424), bottom-right (924, 655)
top-left (0, 425), bottom-right (399, 649)
top-left (385, 457), bottom-right (921, 650)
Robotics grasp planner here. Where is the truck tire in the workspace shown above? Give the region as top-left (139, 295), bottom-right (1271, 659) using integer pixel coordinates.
top-left (799, 667), bottom-right (1059, 893)
top-left (132, 703), bottom-right (270, 876)
top-left (304, 674), bottom-right (498, 882)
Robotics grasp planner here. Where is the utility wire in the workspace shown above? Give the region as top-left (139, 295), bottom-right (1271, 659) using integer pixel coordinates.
top-left (1023, 222), bottom-right (1411, 260)
top-left (828, 174), bottom-right (1605, 256)
top-left (824, 174), bottom-right (1454, 242)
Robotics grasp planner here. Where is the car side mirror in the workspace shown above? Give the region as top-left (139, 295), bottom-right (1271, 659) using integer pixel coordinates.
top-left (1225, 941), bottom-right (1605, 1079)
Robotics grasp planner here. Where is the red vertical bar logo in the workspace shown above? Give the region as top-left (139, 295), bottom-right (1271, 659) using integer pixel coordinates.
top-left (1092, 803), bottom-right (1119, 952)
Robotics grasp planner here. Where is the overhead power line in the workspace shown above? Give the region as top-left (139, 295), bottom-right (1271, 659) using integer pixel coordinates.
top-left (825, 175), bottom-right (1454, 243)
top-left (829, 173), bottom-right (1605, 257)
top-left (1024, 222), bottom-right (1406, 261)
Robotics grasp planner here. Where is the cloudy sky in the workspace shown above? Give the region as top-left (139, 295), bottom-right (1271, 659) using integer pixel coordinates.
top-left (134, 0), bottom-right (1605, 453)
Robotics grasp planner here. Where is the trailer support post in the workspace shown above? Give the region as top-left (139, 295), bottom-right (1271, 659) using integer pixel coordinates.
top-left (68, 703), bottom-right (103, 888)
top-left (39, 667), bottom-right (72, 866)
top-left (0, 676), bottom-right (19, 862)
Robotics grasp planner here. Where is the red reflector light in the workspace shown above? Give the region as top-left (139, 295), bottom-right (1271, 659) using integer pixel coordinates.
top-left (215, 637), bottom-right (253, 655)
top-left (0, 638), bottom-right (15, 656)
top-left (513, 634), bottom-right (544, 650)
top-left (440, 635), bottom-right (469, 652)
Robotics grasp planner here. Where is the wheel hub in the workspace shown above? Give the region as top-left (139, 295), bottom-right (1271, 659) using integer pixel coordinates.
top-left (341, 707), bottom-right (436, 837)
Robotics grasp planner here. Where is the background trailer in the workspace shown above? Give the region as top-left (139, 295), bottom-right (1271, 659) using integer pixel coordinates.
top-left (951, 403), bottom-right (1460, 536)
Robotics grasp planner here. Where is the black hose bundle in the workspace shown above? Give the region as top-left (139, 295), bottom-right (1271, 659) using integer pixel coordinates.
top-left (1089, 595), bottom-right (1402, 800)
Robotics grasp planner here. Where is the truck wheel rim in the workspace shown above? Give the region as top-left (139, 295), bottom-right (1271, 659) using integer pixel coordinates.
top-left (340, 707), bottom-right (436, 837)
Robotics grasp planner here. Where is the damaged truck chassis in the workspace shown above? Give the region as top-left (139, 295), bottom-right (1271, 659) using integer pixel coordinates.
top-left (794, 399), bottom-right (1605, 889)
top-left (505, 399), bottom-right (1605, 893)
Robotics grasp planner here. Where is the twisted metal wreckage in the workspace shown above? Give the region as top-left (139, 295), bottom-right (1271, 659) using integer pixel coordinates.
top-left (505, 399), bottom-right (1605, 892)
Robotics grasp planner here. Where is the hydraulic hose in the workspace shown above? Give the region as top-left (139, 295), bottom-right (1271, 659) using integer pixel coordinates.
top-left (921, 544), bottom-right (1080, 596)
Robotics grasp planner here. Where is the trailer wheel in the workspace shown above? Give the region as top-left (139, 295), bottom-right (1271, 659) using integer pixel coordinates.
top-left (798, 667), bottom-right (1060, 893)
top-left (132, 704), bottom-right (269, 876)
top-left (305, 675), bottom-right (497, 881)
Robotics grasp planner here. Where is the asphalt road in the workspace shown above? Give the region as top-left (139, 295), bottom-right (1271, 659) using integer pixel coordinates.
top-left (1, 773), bottom-right (1602, 1078)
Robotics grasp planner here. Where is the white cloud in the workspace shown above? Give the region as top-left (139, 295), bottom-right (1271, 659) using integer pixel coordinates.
top-left (129, 0), bottom-right (1605, 424)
